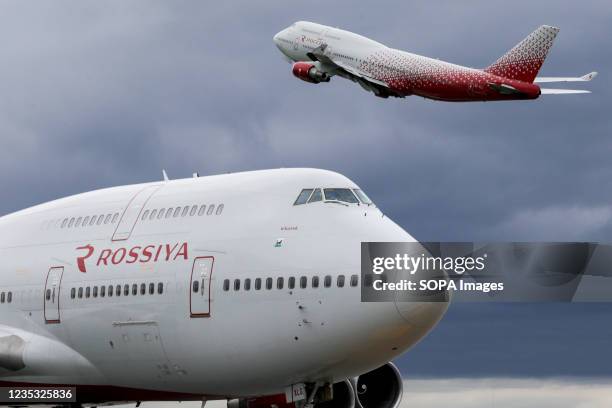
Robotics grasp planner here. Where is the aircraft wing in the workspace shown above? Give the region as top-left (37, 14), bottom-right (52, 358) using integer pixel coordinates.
top-left (540, 88), bottom-right (591, 94)
top-left (0, 324), bottom-right (100, 378)
top-left (309, 44), bottom-right (402, 98)
top-left (535, 71), bottom-right (597, 83)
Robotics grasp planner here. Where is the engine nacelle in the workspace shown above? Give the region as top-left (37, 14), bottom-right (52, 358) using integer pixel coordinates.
top-left (226, 363), bottom-right (401, 408)
top-left (353, 363), bottom-right (403, 408)
top-left (292, 62), bottom-right (331, 84)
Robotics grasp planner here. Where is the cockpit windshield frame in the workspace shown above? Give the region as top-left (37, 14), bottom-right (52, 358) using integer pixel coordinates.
top-left (293, 187), bottom-right (374, 206)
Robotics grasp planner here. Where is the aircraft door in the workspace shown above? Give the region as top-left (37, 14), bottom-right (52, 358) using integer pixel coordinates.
top-left (44, 267), bottom-right (64, 324)
top-left (189, 257), bottom-right (214, 317)
top-left (112, 185), bottom-right (162, 241)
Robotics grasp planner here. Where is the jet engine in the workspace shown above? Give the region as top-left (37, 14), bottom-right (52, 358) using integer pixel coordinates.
top-left (227, 363), bottom-right (401, 408)
top-left (353, 363), bottom-right (403, 408)
top-left (292, 62), bottom-right (331, 84)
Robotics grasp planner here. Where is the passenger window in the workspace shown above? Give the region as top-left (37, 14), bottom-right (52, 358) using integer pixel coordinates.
top-left (46, 289), bottom-right (51, 300)
top-left (324, 275), bottom-right (332, 288)
top-left (216, 204), bottom-right (224, 215)
top-left (223, 279), bottom-right (230, 291)
top-left (193, 280), bottom-right (200, 293)
top-left (7, 292), bottom-right (11, 303)
top-left (61, 219), bottom-right (68, 228)
top-left (75, 217), bottom-right (82, 227)
top-left (158, 282), bottom-right (164, 294)
top-left (85, 287), bottom-right (91, 298)
top-left (300, 276), bottom-right (307, 289)
top-left (124, 284), bottom-right (129, 296)
top-left (100, 286), bottom-right (106, 297)
top-left (294, 189), bottom-right (314, 205)
top-left (83, 216), bottom-right (90, 226)
top-left (78, 287), bottom-right (83, 298)
top-left (288, 277), bottom-right (295, 289)
top-left (181, 206), bottom-right (189, 217)
top-left (309, 189), bottom-right (322, 203)
top-left (255, 278), bottom-right (262, 290)
top-left (108, 285), bottom-right (114, 297)
top-left (165, 208), bottom-right (173, 219)
top-left (68, 218), bottom-right (75, 228)
top-left (198, 205), bottom-right (206, 216)
top-left (0, 292), bottom-right (4, 303)
top-left (132, 284), bottom-right (138, 296)
top-left (350, 275), bottom-right (359, 287)
top-left (207, 205), bottom-right (215, 215)
top-left (149, 283), bottom-right (155, 295)
top-left (71, 287), bottom-right (76, 299)
top-left (190, 205), bottom-right (198, 216)
top-left (112, 213), bottom-right (119, 223)
top-left (312, 276), bottom-right (320, 288)
top-left (173, 207), bottom-right (181, 217)
top-left (149, 210), bottom-right (158, 220)
top-left (244, 278), bottom-right (251, 291)
top-left (104, 214), bottom-right (112, 224)
top-left (234, 279), bottom-right (241, 291)
top-left (140, 283), bottom-right (146, 295)
top-left (116, 285), bottom-right (122, 296)
top-left (277, 277), bottom-right (284, 289)
top-left (142, 210), bottom-right (150, 220)
top-left (90, 215), bottom-right (97, 226)
top-left (158, 209), bottom-right (166, 219)
top-left (93, 286), bottom-right (98, 298)
top-left (97, 215), bottom-right (104, 225)
top-left (337, 275), bottom-right (345, 288)
top-left (265, 277), bottom-right (273, 290)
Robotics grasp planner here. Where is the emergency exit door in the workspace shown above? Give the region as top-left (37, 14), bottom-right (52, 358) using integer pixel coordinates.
top-left (190, 257), bottom-right (214, 317)
top-left (44, 267), bottom-right (64, 324)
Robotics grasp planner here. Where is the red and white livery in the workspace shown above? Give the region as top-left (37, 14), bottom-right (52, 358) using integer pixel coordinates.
top-left (274, 21), bottom-right (596, 101)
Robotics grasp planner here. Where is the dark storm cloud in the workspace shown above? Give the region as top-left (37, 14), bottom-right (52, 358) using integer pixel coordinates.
top-left (0, 0), bottom-right (611, 377)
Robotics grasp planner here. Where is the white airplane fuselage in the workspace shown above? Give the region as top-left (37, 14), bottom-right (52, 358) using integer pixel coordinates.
top-left (0, 168), bottom-right (447, 403)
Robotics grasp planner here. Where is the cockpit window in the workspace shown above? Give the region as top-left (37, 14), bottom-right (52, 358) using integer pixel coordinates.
top-left (323, 188), bottom-right (359, 204)
top-left (308, 188), bottom-right (322, 203)
top-left (353, 189), bottom-right (373, 205)
top-left (294, 189), bottom-right (314, 205)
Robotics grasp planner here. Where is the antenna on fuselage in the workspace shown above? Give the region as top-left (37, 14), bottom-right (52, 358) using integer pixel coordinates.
top-left (162, 169), bottom-right (170, 181)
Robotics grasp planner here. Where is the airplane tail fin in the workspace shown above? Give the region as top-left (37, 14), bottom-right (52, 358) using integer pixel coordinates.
top-left (485, 25), bottom-right (560, 83)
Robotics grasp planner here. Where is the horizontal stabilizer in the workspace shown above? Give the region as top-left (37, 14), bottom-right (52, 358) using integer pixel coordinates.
top-left (540, 88), bottom-right (591, 94)
top-left (535, 71), bottom-right (598, 83)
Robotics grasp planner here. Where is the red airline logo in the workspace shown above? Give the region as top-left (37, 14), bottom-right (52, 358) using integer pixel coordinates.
top-left (76, 242), bottom-right (189, 273)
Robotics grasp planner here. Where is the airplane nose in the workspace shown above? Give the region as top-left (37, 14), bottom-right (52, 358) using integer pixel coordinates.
top-left (273, 31), bottom-right (282, 45)
top-left (395, 299), bottom-right (449, 333)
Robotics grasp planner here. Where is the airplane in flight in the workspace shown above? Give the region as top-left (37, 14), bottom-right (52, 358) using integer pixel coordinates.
top-left (273, 21), bottom-right (597, 101)
top-left (0, 168), bottom-right (448, 407)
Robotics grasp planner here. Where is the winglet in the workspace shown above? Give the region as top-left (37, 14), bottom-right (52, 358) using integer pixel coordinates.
top-left (581, 71), bottom-right (598, 81)
top-left (162, 169), bottom-right (169, 181)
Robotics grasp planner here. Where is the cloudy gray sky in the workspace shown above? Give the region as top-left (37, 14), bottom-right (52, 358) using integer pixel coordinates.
top-left (1, 1), bottom-right (611, 381)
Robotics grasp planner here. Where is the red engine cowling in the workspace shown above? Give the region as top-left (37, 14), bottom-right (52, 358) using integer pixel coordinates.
top-left (292, 62), bottom-right (330, 84)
